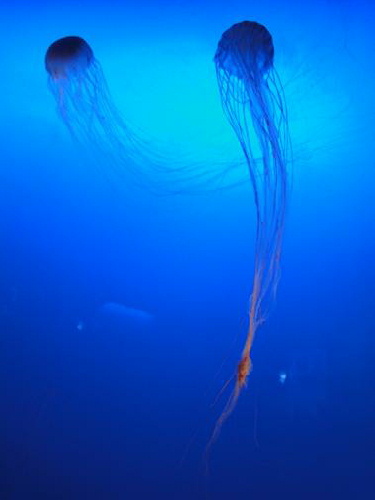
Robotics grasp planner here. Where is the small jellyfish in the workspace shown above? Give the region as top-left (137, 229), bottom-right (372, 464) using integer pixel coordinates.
top-left (45, 36), bottom-right (146, 185)
top-left (210, 21), bottom-right (290, 442)
top-left (96, 302), bottom-right (154, 330)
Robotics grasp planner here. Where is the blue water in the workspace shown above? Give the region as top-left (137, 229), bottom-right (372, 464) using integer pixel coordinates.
top-left (1, 0), bottom-right (375, 498)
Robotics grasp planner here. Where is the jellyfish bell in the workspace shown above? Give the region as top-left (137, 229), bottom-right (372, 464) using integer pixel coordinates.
top-left (215, 21), bottom-right (274, 81)
top-left (45, 36), bottom-right (94, 80)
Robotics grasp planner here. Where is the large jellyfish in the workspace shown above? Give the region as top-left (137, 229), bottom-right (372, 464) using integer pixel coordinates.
top-left (44, 36), bottom-right (243, 192)
top-left (210, 21), bottom-right (290, 441)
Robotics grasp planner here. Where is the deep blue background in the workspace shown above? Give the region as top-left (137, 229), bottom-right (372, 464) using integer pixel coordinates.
top-left (1, 0), bottom-right (375, 498)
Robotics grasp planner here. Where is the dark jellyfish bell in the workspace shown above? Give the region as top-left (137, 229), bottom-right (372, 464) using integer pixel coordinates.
top-left (215, 21), bottom-right (274, 79)
top-left (45, 36), bottom-right (94, 79)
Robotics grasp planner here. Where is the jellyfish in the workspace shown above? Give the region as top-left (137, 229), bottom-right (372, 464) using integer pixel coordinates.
top-left (96, 302), bottom-right (155, 330)
top-left (44, 35), bottom-right (148, 186)
top-left (210, 21), bottom-right (290, 442)
top-left (44, 36), bottom-right (243, 192)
